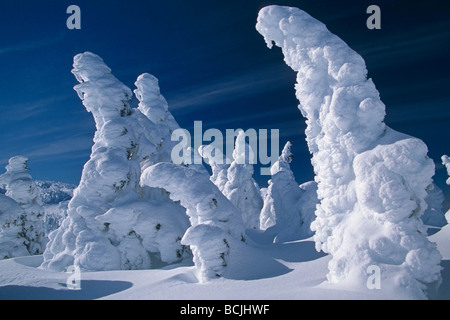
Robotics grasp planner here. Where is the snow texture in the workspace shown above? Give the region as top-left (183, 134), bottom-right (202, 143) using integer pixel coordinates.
top-left (41, 52), bottom-right (189, 272)
top-left (256, 5), bottom-right (441, 298)
top-left (260, 141), bottom-right (314, 242)
top-left (0, 156), bottom-right (46, 258)
top-left (140, 162), bottom-right (247, 282)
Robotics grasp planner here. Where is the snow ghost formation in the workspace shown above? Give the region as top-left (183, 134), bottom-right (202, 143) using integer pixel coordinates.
top-left (443, 155), bottom-right (450, 186)
top-left (260, 141), bottom-right (314, 242)
top-left (422, 183), bottom-right (447, 229)
top-left (256, 5), bottom-right (441, 297)
top-left (222, 130), bottom-right (263, 230)
top-left (140, 162), bottom-right (247, 282)
top-left (198, 144), bottom-right (230, 193)
top-left (41, 52), bottom-right (189, 271)
top-left (0, 156), bottom-right (46, 258)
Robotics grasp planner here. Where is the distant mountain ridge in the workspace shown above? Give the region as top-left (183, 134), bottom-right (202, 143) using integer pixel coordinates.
top-left (34, 180), bottom-right (76, 205)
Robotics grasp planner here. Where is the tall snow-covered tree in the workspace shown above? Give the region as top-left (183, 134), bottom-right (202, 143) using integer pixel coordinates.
top-left (41, 52), bottom-right (189, 272)
top-left (0, 156), bottom-right (46, 256)
top-left (260, 141), bottom-right (314, 242)
top-left (222, 130), bottom-right (263, 230)
top-left (256, 5), bottom-right (441, 298)
top-left (134, 73), bottom-right (181, 166)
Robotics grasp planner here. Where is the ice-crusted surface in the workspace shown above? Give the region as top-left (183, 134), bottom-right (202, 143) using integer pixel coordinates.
top-left (141, 162), bottom-right (247, 282)
top-left (260, 141), bottom-right (314, 242)
top-left (41, 52), bottom-right (189, 272)
top-left (256, 5), bottom-right (441, 298)
top-left (0, 156), bottom-right (46, 258)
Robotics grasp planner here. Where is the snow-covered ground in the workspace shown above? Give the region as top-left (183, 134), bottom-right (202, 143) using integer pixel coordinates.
top-left (0, 229), bottom-right (448, 300)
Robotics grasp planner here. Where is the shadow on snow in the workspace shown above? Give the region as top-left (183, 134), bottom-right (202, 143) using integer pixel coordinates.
top-left (0, 280), bottom-right (132, 300)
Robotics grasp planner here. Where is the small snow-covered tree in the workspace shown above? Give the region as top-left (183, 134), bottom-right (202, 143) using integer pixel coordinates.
top-left (0, 194), bottom-right (29, 259)
top-left (41, 52), bottom-right (189, 272)
top-left (198, 144), bottom-right (230, 193)
top-left (222, 130), bottom-right (263, 229)
top-left (422, 183), bottom-right (447, 228)
top-left (443, 155), bottom-right (450, 186)
top-left (443, 155), bottom-right (450, 221)
top-left (0, 156), bottom-right (46, 256)
top-left (260, 141), bottom-right (314, 242)
top-left (141, 162), bottom-right (247, 282)
top-left (256, 5), bottom-right (441, 298)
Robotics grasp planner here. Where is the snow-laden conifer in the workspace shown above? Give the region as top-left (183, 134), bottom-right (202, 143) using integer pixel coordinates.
top-left (443, 155), bottom-right (450, 186)
top-left (0, 156), bottom-right (46, 257)
top-left (260, 142), bottom-right (314, 242)
top-left (222, 131), bottom-right (263, 229)
top-left (141, 162), bottom-right (247, 282)
top-left (41, 52), bottom-right (189, 271)
top-left (256, 5), bottom-right (441, 298)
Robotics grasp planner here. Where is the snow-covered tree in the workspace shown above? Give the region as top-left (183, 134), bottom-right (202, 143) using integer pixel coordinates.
top-left (141, 162), bottom-right (247, 282)
top-left (134, 73), bottom-right (181, 166)
top-left (422, 183), bottom-right (447, 229)
top-left (443, 154), bottom-right (450, 221)
top-left (222, 130), bottom-right (263, 229)
top-left (0, 156), bottom-right (46, 257)
top-left (0, 194), bottom-right (28, 259)
top-left (443, 155), bottom-right (450, 186)
top-left (198, 144), bottom-right (229, 193)
top-left (260, 141), bottom-right (314, 242)
top-left (41, 52), bottom-right (189, 271)
top-left (256, 5), bottom-right (441, 298)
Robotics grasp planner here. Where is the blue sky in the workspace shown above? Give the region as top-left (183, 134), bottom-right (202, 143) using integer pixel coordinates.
top-left (0, 0), bottom-right (449, 207)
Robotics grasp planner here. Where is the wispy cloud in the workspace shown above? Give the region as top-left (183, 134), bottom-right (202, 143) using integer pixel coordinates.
top-left (0, 95), bottom-right (71, 123)
top-left (356, 21), bottom-right (450, 68)
top-left (166, 65), bottom-right (294, 112)
top-left (0, 134), bottom-right (93, 165)
top-left (0, 33), bottom-right (65, 56)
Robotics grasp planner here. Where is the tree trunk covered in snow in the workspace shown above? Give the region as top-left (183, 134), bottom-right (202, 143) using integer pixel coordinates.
top-left (256, 5), bottom-right (441, 298)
